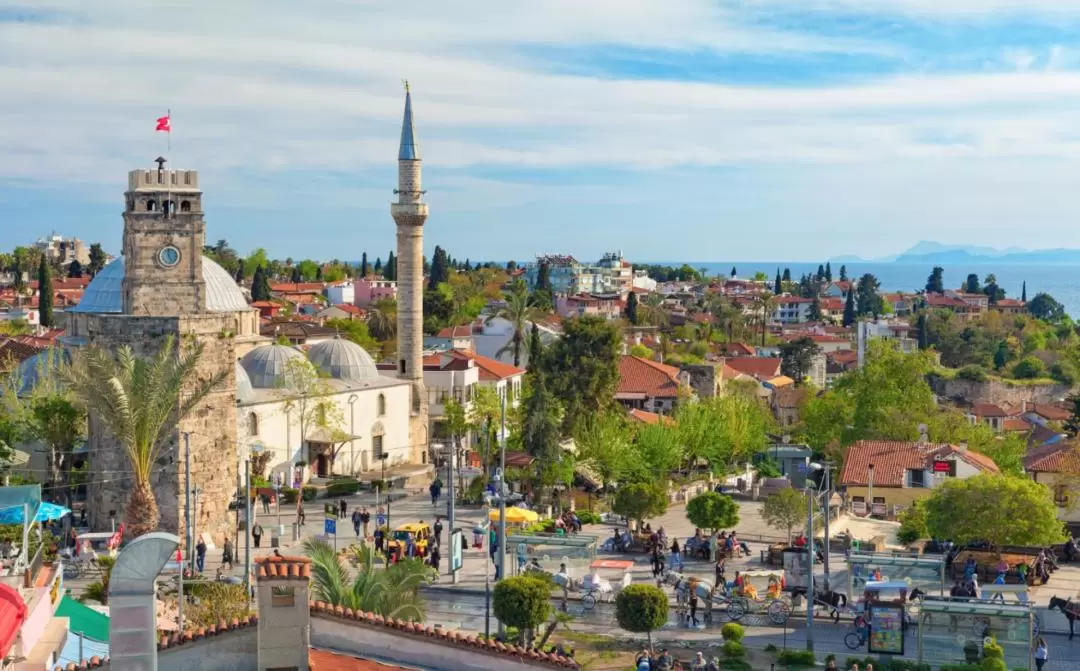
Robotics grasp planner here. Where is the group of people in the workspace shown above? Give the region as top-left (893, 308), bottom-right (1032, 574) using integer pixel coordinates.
top-left (635, 648), bottom-right (722, 671)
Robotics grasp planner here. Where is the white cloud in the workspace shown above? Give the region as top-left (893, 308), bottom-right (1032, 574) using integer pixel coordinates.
top-left (740, 0), bottom-right (1080, 19)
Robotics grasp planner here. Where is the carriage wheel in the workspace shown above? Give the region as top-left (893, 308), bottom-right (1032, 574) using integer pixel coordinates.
top-left (726, 598), bottom-right (746, 621)
top-left (768, 599), bottom-right (792, 625)
top-left (844, 632), bottom-right (865, 650)
top-left (581, 593), bottom-right (597, 610)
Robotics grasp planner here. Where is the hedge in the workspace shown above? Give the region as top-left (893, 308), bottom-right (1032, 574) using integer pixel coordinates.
top-left (280, 486), bottom-right (319, 504)
top-left (326, 479), bottom-right (361, 497)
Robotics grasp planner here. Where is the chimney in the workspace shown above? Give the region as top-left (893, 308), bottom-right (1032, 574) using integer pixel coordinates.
top-left (956, 442), bottom-right (968, 453)
top-left (256, 553), bottom-right (312, 671)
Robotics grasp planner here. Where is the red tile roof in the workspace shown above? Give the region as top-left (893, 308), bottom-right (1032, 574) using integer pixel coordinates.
top-left (627, 408), bottom-right (675, 426)
top-left (271, 282), bottom-right (325, 293)
top-left (456, 351), bottom-right (525, 381)
top-left (723, 356), bottom-right (781, 380)
top-left (1028, 404), bottom-right (1071, 421)
top-left (309, 649), bottom-right (406, 670)
top-left (617, 355), bottom-right (681, 399)
top-left (994, 299), bottom-right (1025, 308)
top-left (1025, 443), bottom-right (1080, 473)
top-left (970, 403), bottom-right (1008, 418)
top-left (718, 342), bottom-right (756, 357)
top-left (925, 293), bottom-right (972, 309)
top-left (839, 440), bottom-right (1000, 487)
top-left (328, 303), bottom-right (366, 316)
top-left (255, 554), bottom-right (312, 580)
top-left (819, 298), bottom-right (845, 310)
top-left (436, 325), bottom-right (474, 338)
top-left (830, 350), bottom-right (858, 366)
top-left (1002, 417), bottom-right (1032, 432)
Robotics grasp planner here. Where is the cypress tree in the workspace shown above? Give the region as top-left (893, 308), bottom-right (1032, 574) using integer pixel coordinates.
top-left (316, 265), bottom-right (323, 281)
top-left (290, 266), bottom-right (302, 283)
top-left (774, 269), bottom-right (782, 294)
top-left (816, 264), bottom-right (826, 282)
top-left (374, 257), bottom-right (382, 275)
top-left (1022, 281), bottom-right (1027, 303)
top-left (38, 255), bottom-right (53, 328)
top-left (917, 313), bottom-right (929, 350)
top-left (730, 266), bottom-right (737, 278)
top-left (361, 252), bottom-right (369, 278)
top-left (782, 268), bottom-right (791, 283)
top-left (527, 323), bottom-right (544, 373)
top-left (385, 251), bottom-right (396, 281)
top-left (252, 265), bottom-right (272, 302)
top-left (839, 265), bottom-right (848, 282)
top-left (626, 291), bottom-right (639, 325)
top-left (824, 262), bottom-right (832, 282)
top-left (808, 298), bottom-right (822, 322)
top-left (537, 262), bottom-right (551, 291)
top-left (842, 288), bottom-right (856, 327)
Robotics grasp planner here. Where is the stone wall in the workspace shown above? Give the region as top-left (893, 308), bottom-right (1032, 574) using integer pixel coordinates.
top-left (930, 376), bottom-right (1073, 405)
top-left (85, 313), bottom-right (238, 545)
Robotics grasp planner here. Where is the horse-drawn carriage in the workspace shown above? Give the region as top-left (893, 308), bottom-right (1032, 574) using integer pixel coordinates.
top-left (725, 569), bottom-right (793, 625)
top-left (553, 559), bottom-right (634, 610)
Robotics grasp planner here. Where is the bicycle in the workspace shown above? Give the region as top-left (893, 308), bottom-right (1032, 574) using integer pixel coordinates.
top-left (844, 615), bottom-right (869, 650)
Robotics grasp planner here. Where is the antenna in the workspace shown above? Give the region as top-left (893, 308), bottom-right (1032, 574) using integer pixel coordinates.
top-left (402, 79), bottom-right (410, 93)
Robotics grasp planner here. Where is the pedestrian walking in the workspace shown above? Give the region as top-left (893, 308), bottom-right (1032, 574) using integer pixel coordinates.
top-left (261, 493), bottom-right (271, 515)
top-left (222, 538), bottom-right (234, 570)
top-left (297, 501), bottom-right (306, 526)
top-left (434, 516), bottom-right (444, 544)
top-left (339, 498), bottom-right (347, 519)
top-left (360, 508), bottom-right (371, 538)
top-left (374, 527), bottom-right (385, 553)
top-left (351, 510), bottom-right (362, 537)
top-left (670, 538), bottom-right (683, 571)
top-left (195, 538), bottom-right (207, 573)
top-left (430, 544), bottom-right (441, 575)
top-left (429, 478), bottom-right (442, 506)
top-left (252, 522), bottom-right (263, 548)
top-left (688, 592), bottom-right (699, 627)
top-left (715, 556), bottom-right (726, 587)
top-left (1035, 638), bottom-right (1048, 671)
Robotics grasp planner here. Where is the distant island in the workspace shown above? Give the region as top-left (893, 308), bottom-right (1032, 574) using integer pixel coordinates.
top-left (832, 241), bottom-right (1080, 265)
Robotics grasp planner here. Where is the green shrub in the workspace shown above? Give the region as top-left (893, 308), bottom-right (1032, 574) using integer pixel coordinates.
top-left (576, 510), bottom-right (601, 525)
top-left (939, 665), bottom-right (981, 671)
top-left (957, 364), bottom-right (989, 381)
top-left (326, 479), bottom-right (361, 496)
top-left (765, 644), bottom-right (779, 653)
top-left (777, 649), bottom-right (815, 667)
top-left (720, 622), bottom-right (745, 643)
top-left (981, 639), bottom-right (1007, 671)
top-left (368, 479), bottom-right (388, 493)
top-left (1012, 356), bottom-right (1046, 380)
top-left (897, 499), bottom-right (929, 545)
top-left (719, 661), bottom-right (752, 671)
top-left (721, 641), bottom-right (745, 659)
top-left (279, 486), bottom-right (318, 504)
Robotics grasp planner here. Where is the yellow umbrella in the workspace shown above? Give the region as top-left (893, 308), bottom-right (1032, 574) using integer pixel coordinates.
top-left (488, 506), bottom-right (539, 524)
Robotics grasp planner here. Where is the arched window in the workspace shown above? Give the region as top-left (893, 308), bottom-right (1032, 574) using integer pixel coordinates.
top-left (146, 199), bottom-right (157, 211)
top-left (180, 200), bottom-right (191, 212)
top-left (247, 412), bottom-right (259, 437)
top-left (377, 393), bottom-right (386, 417)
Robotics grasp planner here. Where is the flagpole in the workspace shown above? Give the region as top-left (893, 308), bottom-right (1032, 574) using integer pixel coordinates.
top-left (167, 108), bottom-right (172, 154)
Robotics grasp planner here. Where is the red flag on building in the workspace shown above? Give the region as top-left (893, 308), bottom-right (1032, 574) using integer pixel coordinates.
top-left (155, 115), bottom-right (171, 132)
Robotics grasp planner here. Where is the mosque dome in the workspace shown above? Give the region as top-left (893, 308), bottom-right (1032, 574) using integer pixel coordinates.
top-left (240, 344), bottom-right (309, 389)
top-left (68, 256), bottom-right (250, 314)
top-left (235, 360), bottom-right (255, 403)
top-left (307, 337), bottom-right (380, 382)
top-left (15, 348), bottom-right (70, 395)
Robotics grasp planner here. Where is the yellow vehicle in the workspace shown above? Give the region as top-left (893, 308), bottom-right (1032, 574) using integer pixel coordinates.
top-left (387, 522), bottom-right (432, 559)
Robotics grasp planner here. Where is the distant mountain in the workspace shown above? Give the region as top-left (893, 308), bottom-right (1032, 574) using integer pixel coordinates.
top-left (830, 241), bottom-right (1080, 265)
top-left (899, 241), bottom-right (1028, 258)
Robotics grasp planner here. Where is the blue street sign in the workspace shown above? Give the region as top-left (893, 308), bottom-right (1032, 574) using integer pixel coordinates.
top-left (377, 514), bottom-right (386, 527)
top-left (324, 518), bottom-right (336, 535)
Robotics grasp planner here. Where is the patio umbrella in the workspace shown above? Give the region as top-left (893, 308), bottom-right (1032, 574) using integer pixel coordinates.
top-left (0, 502), bottom-right (71, 525)
top-left (488, 506), bottom-right (539, 525)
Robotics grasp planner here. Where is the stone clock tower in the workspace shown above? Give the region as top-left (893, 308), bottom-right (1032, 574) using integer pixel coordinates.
top-left (121, 158), bottom-right (207, 315)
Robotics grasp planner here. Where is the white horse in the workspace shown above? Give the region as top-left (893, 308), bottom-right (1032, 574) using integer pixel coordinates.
top-left (662, 570), bottom-right (716, 620)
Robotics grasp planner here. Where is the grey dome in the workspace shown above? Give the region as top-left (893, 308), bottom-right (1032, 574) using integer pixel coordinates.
top-left (15, 348), bottom-right (70, 395)
top-left (235, 360), bottom-right (255, 403)
top-left (240, 344), bottom-right (308, 389)
top-left (307, 336), bottom-right (379, 381)
top-left (69, 256), bottom-right (249, 314)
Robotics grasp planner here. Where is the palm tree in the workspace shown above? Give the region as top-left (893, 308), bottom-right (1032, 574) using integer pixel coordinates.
top-left (65, 336), bottom-right (226, 537)
top-left (304, 539), bottom-right (432, 620)
top-left (640, 293), bottom-right (668, 328)
top-left (366, 298), bottom-right (397, 341)
top-left (486, 286), bottom-right (539, 367)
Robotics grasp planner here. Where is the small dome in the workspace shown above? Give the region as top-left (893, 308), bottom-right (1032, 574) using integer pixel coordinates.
top-left (307, 337), bottom-right (379, 381)
top-left (69, 256), bottom-right (249, 314)
top-left (235, 360), bottom-right (255, 403)
top-left (240, 344), bottom-right (308, 389)
top-left (15, 348), bottom-right (70, 395)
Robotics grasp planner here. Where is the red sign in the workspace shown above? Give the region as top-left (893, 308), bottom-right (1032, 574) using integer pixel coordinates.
top-left (932, 460), bottom-right (951, 473)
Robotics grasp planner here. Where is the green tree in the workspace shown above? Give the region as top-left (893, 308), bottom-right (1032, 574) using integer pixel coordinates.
top-left (774, 269), bottom-right (782, 294)
top-left (964, 273), bottom-right (981, 294)
top-left (360, 252), bottom-right (369, 278)
top-left (520, 369), bottom-right (563, 472)
top-left (486, 284), bottom-right (539, 367)
top-left (493, 576), bottom-right (553, 647)
top-left (762, 488), bottom-right (807, 542)
top-left (366, 298), bottom-right (397, 341)
top-left (842, 288), bottom-right (856, 327)
top-left (1065, 394), bottom-right (1080, 436)
top-left (1027, 292), bottom-right (1065, 322)
top-left (612, 483), bottom-right (668, 529)
top-left (779, 336), bottom-right (822, 385)
top-left (373, 257), bottom-right (382, 275)
top-left (67, 259), bottom-right (83, 278)
top-left (88, 243), bottom-right (107, 277)
top-left (1021, 281), bottom-right (1027, 303)
top-left (37, 255), bottom-right (53, 328)
top-left (280, 356), bottom-right (348, 472)
top-left (924, 475), bottom-right (1064, 550)
top-left (65, 336), bottom-right (225, 537)
top-left (839, 265), bottom-right (848, 282)
top-left (897, 498), bottom-right (929, 544)
top-left (615, 584), bottom-right (668, 650)
top-left (251, 265), bottom-right (272, 302)
top-left (807, 298), bottom-right (822, 323)
top-left (626, 290), bottom-right (639, 325)
top-left (824, 262), bottom-right (832, 282)
top-left (992, 340), bottom-right (1011, 369)
top-left (574, 410), bottom-right (634, 490)
top-left (324, 319), bottom-right (380, 357)
top-left (25, 394), bottom-right (85, 507)
top-left (983, 273), bottom-right (1003, 304)
top-left (428, 246), bottom-right (450, 290)
top-left (384, 250), bottom-right (396, 281)
top-left (686, 491), bottom-right (739, 535)
top-left (542, 316), bottom-right (621, 435)
top-left (730, 266), bottom-right (737, 278)
top-left (1012, 356), bottom-right (1046, 379)
top-left (629, 344), bottom-right (653, 359)
top-left (925, 266), bottom-right (944, 293)
top-left (855, 273), bottom-right (882, 316)
top-left (629, 421), bottom-right (683, 483)
top-left (675, 394), bottom-right (774, 473)
top-left (304, 539), bottom-right (432, 620)
top-left (816, 264), bottom-right (825, 282)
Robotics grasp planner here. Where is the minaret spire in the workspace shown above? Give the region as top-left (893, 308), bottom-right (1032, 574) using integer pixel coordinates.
top-left (399, 79), bottom-right (419, 161)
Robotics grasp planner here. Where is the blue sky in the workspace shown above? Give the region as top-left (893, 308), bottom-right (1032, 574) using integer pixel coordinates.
top-left (6, 1), bottom-right (1080, 263)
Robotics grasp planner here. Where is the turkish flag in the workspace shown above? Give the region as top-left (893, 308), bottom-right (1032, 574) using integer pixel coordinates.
top-left (155, 115), bottom-right (171, 132)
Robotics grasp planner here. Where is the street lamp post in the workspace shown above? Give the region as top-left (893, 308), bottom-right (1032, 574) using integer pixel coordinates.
top-left (496, 396), bottom-right (508, 638)
top-left (867, 463), bottom-right (875, 518)
top-left (805, 480), bottom-right (815, 656)
top-left (808, 461), bottom-right (836, 592)
top-left (379, 453), bottom-right (390, 563)
top-left (347, 394), bottom-right (358, 475)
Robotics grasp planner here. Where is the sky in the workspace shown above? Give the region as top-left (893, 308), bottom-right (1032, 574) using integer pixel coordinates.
top-left (7, 1), bottom-right (1080, 263)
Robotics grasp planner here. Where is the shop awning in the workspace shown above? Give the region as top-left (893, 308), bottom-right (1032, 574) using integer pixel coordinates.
top-left (55, 595), bottom-right (110, 642)
top-left (0, 584), bottom-right (27, 659)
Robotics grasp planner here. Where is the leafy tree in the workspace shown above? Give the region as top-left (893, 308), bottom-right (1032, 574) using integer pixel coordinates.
top-left (67, 259), bottom-right (83, 278)
top-left (839, 265), bottom-right (848, 282)
top-left (541, 316), bottom-right (621, 435)
top-left (629, 422), bottom-right (682, 483)
top-left (324, 319), bottom-right (380, 356)
top-left (842, 289), bottom-right (856, 327)
top-left (296, 259), bottom-right (320, 281)
top-left (182, 582), bottom-right (253, 629)
top-left (626, 290), bottom-right (639, 325)
top-left (685, 491), bottom-right (740, 535)
top-left (774, 269), bottom-right (782, 294)
top-left (88, 243), bottom-right (107, 277)
top-left (675, 394), bottom-right (775, 473)
top-left (964, 273), bottom-right (981, 294)
top-left (762, 488), bottom-right (807, 542)
top-left (251, 265), bottom-right (272, 302)
top-left (615, 584), bottom-right (668, 650)
top-left (366, 298), bottom-right (397, 342)
top-left (855, 273), bottom-right (883, 316)
top-left (25, 394), bottom-right (85, 507)
top-left (992, 340), bottom-right (1011, 369)
top-left (65, 336), bottom-right (225, 537)
top-left (574, 410), bottom-right (634, 490)
top-left (384, 250), bottom-right (396, 281)
top-left (290, 266), bottom-right (302, 283)
top-left (924, 475), bottom-right (1065, 550)
top-left (280, 356), bottom-right (348, 472)
top-left (37, 256), bottom-right (53, 328)
top-left (493, 576), bottom-right (553, 646)
top-left (304, 539), bottom-right (432, 620)
top-left (925, 266), bottom-right (944, 293)
top-left (779, 336), bottom-right (822, 385)
top-left (1012, 356), bottom-right (1046, 379)
top-left (612, 483), bottom-right (668, 529)
top-left (527, 323), bottom-right (544, 374)
top-left (1027, 292), bottom-right (1065, 322)
top-left (897, 499), bottom-right (929, 544)
top-left (983, 273), bottom-right (1004, 304)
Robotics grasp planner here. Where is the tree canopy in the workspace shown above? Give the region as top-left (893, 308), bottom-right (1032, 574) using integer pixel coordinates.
top-left (612, 483), bottom-right (668, 528)
top-left (615, 584), bottom-right (669, 649)
top-left (761, 488), bottom-right (807, 542)
top-left (779, 336), bottom-right (822, 385)
top-left (540, 316), bottom-right (621, 435)
top-left (493, 575), bottom-right (553, 641)
top-left (685, 491), bottom-right (740, 534)
top-left (924, 475), bottom-right (1064, 549)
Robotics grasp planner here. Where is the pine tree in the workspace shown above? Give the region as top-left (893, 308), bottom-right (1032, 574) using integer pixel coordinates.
top-left (782, 268), bottom-right (791, 283)
top-left (428, 246), bottom-right (451, 289)
top-left (463, 258), bottom-right (471, 271)
top-left (361, 252), bottom-right (369, 278)
top-left (842, 289), bottom-right (856, 327)
top-left (88, 243), bottom-right (107, 277)
top-left (964, 273), bottom-right (981, 294)
top-left (385, 251), bottom-right (396, 281)
top-left (925, 266), bottom-right (944, 294)
top-left (374, 257), bottom-right (382, 275)
top-left (626, 291), bottom-right (639, 325)
top-left (1022, 281), bottom-right (1027, 303)
top-left (839, 265), bottom-right (848, 282)
top-left (824, 262), bottom-right (832, 282)
top-left (252, 265), bottom-right (272, 302)
top-left (774, 269), bottom-right (782, 294)
top-left (38, 255), bottom-right (53, 328)
top-left (816, 264), bottom-right (825, 282)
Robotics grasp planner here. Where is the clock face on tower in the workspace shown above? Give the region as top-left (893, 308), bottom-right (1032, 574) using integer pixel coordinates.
top-left (158, 245), bottom-right (181, 267)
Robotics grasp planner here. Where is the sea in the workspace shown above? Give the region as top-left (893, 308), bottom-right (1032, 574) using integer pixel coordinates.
top-left (658, 262), bottom-right (1080, 318)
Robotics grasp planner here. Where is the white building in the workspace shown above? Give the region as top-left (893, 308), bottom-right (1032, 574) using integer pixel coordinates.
top-left (772, 296), bottom-right (815, 324)
top-left (325, 280), bottom-right (355, 306)
top-left (237, 339), bottom-right (413, 484)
